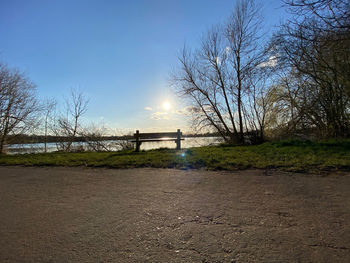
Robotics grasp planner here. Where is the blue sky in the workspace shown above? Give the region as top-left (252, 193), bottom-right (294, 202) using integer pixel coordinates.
top-left (0, 0), bottom-right (288, 133)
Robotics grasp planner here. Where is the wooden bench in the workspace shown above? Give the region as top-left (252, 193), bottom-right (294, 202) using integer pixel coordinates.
top-left (132, 129), bottom-right (183, 151)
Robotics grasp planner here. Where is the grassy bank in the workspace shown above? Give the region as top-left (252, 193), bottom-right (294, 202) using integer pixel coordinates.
top-left (0, 140), bottom-right (349, 172)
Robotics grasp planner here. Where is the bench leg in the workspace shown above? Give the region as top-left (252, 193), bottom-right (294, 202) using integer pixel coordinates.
top-left (135, 130), bottom-right (140, 152)
top-left (136, 141), bottom-right (141, 152)
top-left (176, 129), bottom-right (181, 150)
top-left (176, 139), bottom-right (181, 150)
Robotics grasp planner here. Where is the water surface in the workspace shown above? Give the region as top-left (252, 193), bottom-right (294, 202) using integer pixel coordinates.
top-left (6, 137), bottom-right (223, 154)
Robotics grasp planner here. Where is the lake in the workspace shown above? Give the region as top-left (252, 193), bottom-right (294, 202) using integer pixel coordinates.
top-left (6, 137), bottom-right (223, 154)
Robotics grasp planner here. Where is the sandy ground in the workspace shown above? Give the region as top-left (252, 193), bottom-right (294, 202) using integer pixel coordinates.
top-left (0, 167), bottom-right (349, 263)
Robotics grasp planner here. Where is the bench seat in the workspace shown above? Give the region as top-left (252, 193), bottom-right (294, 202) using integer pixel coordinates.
top-left (130, 138), bottom-right (184, 143)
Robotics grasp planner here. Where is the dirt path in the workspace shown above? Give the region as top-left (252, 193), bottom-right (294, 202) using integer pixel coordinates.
top-left (0, 167), bottom-right (349, 262)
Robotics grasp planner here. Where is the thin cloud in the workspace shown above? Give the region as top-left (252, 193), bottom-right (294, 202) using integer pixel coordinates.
top-left (151, 111), bottom-right (169, 120)
top-left (144, 106), bottom-right (153, 111)
top-left (175, 106), bottom-right (201, 115)
top-left (258, 55), bottom-right (277, 68)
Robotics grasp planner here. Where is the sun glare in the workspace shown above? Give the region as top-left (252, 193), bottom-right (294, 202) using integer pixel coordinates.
top-left (163, 101), bottom-right (171, 111)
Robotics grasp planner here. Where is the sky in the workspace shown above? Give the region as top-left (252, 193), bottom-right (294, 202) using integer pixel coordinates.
top-left (0, 0), bottom-right (289, 134)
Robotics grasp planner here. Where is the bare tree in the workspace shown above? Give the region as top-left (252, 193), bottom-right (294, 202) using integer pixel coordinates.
top-left (173, 0), bottom-right (268, 144)
top-left (284, 0), bottom-right (350, 32)
top-left (80, 123), bottom-right (111, 152)
top-left (80, 124), bottom-right (134, 152)
top-left (244, 67), bottom-right (276, 143)
top-left (41, 98), bottom-right (57, 152)
top-left (53, 89), bottom-right (89, 152)
top-left (271, 0), bottom-right (350, 138)
top-left (0, 63), bottom-right (40, 154)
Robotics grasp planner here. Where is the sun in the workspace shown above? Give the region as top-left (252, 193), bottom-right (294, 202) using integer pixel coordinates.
top-left (163, 101), bottom-right (171, 111)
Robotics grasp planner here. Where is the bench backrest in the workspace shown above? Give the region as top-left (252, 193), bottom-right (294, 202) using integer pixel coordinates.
top-left (134, 131), bottom-right (182, 139)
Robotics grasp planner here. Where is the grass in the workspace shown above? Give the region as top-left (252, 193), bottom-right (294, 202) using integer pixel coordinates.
top-left (0, 140), bottom-right (350, 172)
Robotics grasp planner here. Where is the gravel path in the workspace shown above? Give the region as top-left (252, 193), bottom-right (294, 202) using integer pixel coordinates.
top-left (0, 167), bottom-right (349, 262)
